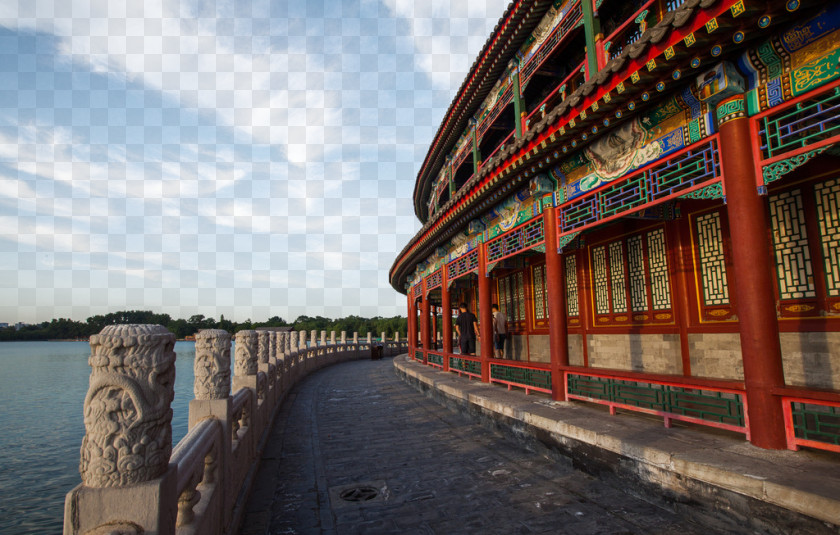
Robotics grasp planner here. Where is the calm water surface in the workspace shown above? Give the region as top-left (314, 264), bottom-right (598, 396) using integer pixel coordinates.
top-left (0, 340), bottom-right (207, 534)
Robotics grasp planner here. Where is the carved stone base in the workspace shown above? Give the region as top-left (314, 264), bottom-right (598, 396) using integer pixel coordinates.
top-left (64, 466), bottom-right (177, 535)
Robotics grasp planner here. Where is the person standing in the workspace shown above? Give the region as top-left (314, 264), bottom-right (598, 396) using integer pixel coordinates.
top-left (492, 303), bottom-right (507, 359)
top-left (455, 302), bottom-right (479, 355)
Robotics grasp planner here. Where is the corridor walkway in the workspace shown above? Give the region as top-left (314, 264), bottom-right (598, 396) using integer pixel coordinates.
top-left (239, 358), bottom-right (709, 535)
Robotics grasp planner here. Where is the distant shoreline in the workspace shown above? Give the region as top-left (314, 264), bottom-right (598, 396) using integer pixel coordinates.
top-left (0, 338), bottom-right (201, 342)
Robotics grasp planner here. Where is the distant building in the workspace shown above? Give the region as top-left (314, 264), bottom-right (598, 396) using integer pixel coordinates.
top-left (0, 323), bottom-right (8, 329)
top-left (15, 322), bottom-right (29, 330)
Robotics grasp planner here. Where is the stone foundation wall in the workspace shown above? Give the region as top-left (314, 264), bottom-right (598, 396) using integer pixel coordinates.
top-left (688, 333), bottom-right (744, 380)
top-left (781, 331), bottom-right (840, 391)
top-left (587, 334), bottom-right (681, 374)
top-left (506, 334), bottom-right (528, 361)
top-left (528, 334), bottom-right (550, 363)
top-left (569, 334), bottom-right (584, 366)
top-left (495, 329), bottom-right (839, 390)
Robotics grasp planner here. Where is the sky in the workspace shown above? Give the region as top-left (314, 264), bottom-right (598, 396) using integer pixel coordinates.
top-left (0, 0), bottom-right (510, 324)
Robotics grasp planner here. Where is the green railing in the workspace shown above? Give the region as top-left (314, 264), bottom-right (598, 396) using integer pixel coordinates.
top-left (757, 84), bottom-right (840, 160)
top-left (566, 373), bottom-right (746, 432)
top-left (427, 352), bottom-right (444, 367)
top-left (784, 398), bottom-right (840, 454)
top-left (450, 357), bottom-right (481, 377)
top-left (490, 364), bottom-right (552, 394)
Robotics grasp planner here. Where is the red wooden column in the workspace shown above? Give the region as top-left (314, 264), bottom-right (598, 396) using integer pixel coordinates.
top-left (717, 95), bottom-right (786, 449)
top-left (478, 243), bottom-right (492, 382)
top-left (407, 292), bottom-right (414, 356)
top-left (668, 220), bottom-right (693, 377)
top-left (442, 264), bottom-right (452, 372)
top-left (420, 278), bottom-right (430, 365)
top-left (543, 204), bottom-right (569, 401)
top-left (431, 306), bottom-right (438, 349)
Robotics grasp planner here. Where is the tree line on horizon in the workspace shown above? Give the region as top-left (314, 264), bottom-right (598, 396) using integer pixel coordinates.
top-left (0, 310), bottom-right (407, 342)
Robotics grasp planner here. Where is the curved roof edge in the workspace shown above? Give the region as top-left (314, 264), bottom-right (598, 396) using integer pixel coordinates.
top-left (411, 0), bottom-right (556, 223)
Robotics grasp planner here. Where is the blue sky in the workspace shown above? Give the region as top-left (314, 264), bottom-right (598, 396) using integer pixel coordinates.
top-left (0, 0), bottom-right (509, 323)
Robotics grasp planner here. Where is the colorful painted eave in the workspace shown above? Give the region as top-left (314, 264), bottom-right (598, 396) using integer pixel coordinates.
top-left (391, 0), bottom-right (794, 293)
top-left (411, 0), bottom-right (557, 223)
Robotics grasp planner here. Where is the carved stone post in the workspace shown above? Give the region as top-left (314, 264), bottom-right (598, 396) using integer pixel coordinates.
top-left (233, 330), bottom-right (259, 436)
top-left (320, 330), bottom-right (327, 346)
top-left (269, 332), bottom-right (277, 360)
top-left (271, 332), bottom-right (281, 388)
top-left (299, 330), bottom-right (306, 350)
top-left (367, 332), bottom-right (372, 344)
top-left (341, 331), bottom-right (347, 344)
top-left (65, 324), bottom-right (178, 535)
top-left (353, 332), bottom-right (358, 344)
top-left (310, 330), bottom-right (317, 348)
top-left (188, 329), bottom-right (232, 529)
top-left (82, 324), bottom-right (176, 485)
top-left (330, 331), bottom-right (336, 345)
top-left (257, 331), bottom-right (270, 365)
top-left (194, 329), bottom-right (231, 401)
top-left (256, 331), bottom-right (274, 405)
top-left (234, 330), bottom-right (258, 378)
top-left (395, 332), bottom-right (400, 343)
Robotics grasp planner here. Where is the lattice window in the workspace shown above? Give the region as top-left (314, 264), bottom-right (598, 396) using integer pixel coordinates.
top-left (769, 189), bottom-right (816, 300)
top-left (608, 241), bottom-right (628, 313)
top-left (502, 275), bottom-right (512, 321)
top-left (516, 271), bottom-right (526, 322)
top-left (499, 271), bottom-right (526, 324)
top-left (647, 228), bottom-right (672, 310)
top-left (592, 227), bottom-right (672, 320)
top-left (533, 264), bottom-right (548, 321)
top-left (695, 212), bottom-right (730, 306)
top-left (627, 235), bottom-right (648, 312)
top-left (565, 255), bottom-right (579, 317)
top-left (593, 246), bottom-right (610, 314)
top-left (815, 178), bottom-right (840, 297)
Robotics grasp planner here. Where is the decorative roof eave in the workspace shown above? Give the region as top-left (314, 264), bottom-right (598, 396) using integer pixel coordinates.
top-left (392, 0), bottom-right (797, 293)
top-left (411, 0), bottom-right (557, 223)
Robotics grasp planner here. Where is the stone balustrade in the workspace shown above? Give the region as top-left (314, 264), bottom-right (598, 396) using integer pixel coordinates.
top-left (64, 325), bottom-right (408, 535)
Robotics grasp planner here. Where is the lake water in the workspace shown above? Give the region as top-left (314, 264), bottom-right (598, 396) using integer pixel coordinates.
top-left (0, 340), bottom-right (204, 534)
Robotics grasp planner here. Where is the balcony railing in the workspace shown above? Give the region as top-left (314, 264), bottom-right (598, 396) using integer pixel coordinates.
top-left (602, 0), bottom-right (656, 61)
top-left (519, 0), bottom-right (583, 88)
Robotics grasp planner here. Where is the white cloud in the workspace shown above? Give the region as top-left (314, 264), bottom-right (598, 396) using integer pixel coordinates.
top-left (381, 0), bottom-right (509, 91)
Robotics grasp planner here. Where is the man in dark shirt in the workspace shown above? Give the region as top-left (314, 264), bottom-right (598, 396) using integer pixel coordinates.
top-left (455, 302), bottom-right (479, 355)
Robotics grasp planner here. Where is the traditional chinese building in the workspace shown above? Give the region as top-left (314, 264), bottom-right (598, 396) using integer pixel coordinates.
top-left (390, 0), bottom-right (840, 451)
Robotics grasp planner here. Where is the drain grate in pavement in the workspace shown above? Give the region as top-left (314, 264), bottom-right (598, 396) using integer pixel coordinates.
top-left (329, 480), bottom-right (389, 508)
top-left (339, 486), bottom-right (379, 502)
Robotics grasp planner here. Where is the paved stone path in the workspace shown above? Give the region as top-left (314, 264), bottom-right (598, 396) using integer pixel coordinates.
top-left (240, 358), bottom-right (709, 534)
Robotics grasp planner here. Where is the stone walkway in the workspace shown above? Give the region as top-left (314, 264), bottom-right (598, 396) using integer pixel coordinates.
top-left (240, 358), bottom-right (712, 535)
